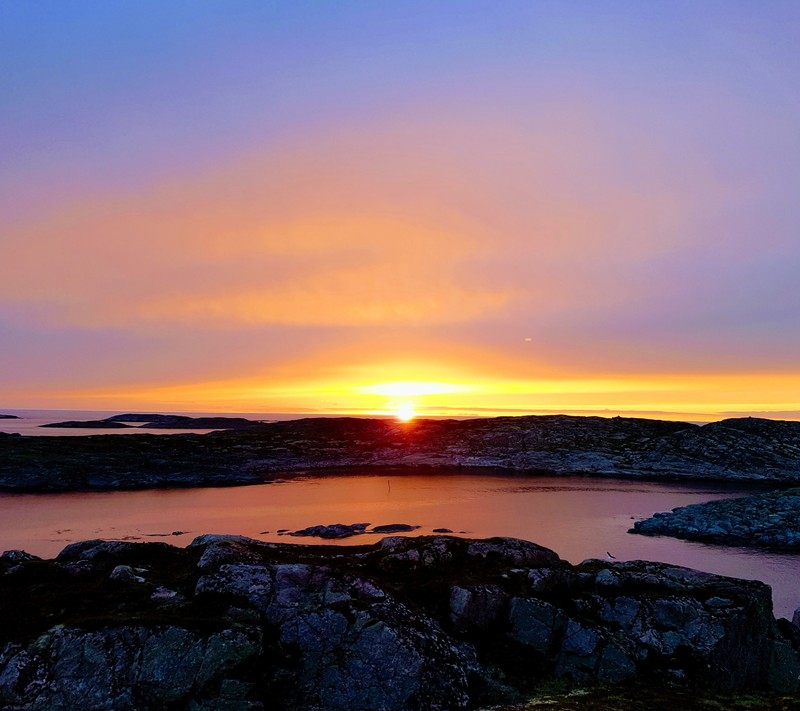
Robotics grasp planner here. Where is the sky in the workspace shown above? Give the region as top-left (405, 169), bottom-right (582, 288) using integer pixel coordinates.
top-left (2, 1), bottom-right (800, 421)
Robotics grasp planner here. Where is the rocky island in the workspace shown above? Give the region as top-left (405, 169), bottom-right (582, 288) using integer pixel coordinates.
top-left (2, 414), bottom-right (800, 493)
top-left (632, 487), bottom-right (800, 550)
top-left (41, 413), bottom-right (269, 430)
top-left (0, 414), bottom-right (20, 419)
top-left (1, 534), bottom-right (798, 710)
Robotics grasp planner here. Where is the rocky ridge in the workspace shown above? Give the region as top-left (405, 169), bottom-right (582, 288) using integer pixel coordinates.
top-left (2, 414), bottom-right (800, 492)
top-left (632, 487), bottom-right (800, 549)
top-left (0, 534), bottom-right (798, 710)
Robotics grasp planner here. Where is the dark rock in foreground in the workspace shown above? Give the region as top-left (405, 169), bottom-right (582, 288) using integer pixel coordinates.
top-left (0, 535), bottom-right (798, 710)
top-left (631, 487), bottom-right (800, 549)
top-left (4, 414), bottom-right (800, 491)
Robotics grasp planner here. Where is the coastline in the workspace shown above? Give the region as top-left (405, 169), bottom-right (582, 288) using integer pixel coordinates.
top-left (3, 414), bottom-right (800, 494)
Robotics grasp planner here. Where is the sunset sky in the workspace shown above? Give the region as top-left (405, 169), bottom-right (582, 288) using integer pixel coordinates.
top-left (2, 2), bottom-right (800, 421)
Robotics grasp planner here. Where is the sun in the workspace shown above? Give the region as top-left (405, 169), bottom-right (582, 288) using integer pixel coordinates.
top-left (394, 402), bottom-right (417, 422)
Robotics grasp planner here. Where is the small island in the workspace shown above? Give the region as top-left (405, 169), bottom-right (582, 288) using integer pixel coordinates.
top-left (0, 414), bottom-right (20, 419)
top-left (631, 488), bottom-right (800, 550)
top-left (41, 413), bottom-right (268, 430)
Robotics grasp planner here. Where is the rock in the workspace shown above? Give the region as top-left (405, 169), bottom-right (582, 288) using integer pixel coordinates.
top-left (288, 523), bottom-right (370, 539)
top-left (285, 522), bottom-right (421, 539)
top-left (369, 523), bottom-right (420, 533)
top-left (57, 540), bottom-right (139, 561)
top-left (1, 550), bottom-right (40, 563)
top-left (0, 535), bottom-right (798, 709)
top-left (150, 587), bottom-right (183, 604)
top-left (466, 537), bottom-right (561, 567)
top-left (190, 534), bottom-right (267, 571)
top-left (631, 488), bottom-right (800, 550)
top-left (509, 597), bottom-right (566, 653)
top-left (432, 528), bottom-right (453, 533)
top-left (450, 584), bottom-right (508, 632)
top-left (109, 565), bottom-right (145, 583)
top-left (196, 563), bottom-right (274, 608)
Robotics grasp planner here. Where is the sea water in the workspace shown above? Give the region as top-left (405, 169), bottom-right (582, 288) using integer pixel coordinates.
top-left (0, 471), bottom-right (798, 618)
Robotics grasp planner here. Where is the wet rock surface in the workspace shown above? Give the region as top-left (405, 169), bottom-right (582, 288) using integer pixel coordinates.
top-left (3, 414), bottom-right (800, 492)
top-left (631, 487), bottom-right (800, 550)
top-left (1, 535), bottom-right (798, 710)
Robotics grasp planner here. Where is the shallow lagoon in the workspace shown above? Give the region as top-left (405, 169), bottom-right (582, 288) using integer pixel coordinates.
top-left (2, 471), bottom-right (799, 618)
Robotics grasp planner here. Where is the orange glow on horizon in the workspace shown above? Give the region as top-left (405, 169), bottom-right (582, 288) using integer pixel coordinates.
top-left (10, 365), bottom-right (800, 423)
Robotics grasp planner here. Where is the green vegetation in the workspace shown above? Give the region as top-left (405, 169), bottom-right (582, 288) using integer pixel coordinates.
top-left (484, 681), bottom-right (800, 710)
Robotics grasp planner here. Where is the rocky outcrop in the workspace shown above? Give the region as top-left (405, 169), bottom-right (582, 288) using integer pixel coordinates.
top-left (631, 487), bottom-right (800, 549)
top-left (286, 522), bottom-right (421, 539)
top-left (0, 414), bottom-right (20, 419)
top-left (3, 414), bottom-right (800, 491)
top-left (1, 535), bottom-right (798, 710)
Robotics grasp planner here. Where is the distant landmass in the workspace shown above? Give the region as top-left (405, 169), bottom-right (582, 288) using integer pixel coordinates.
top-left (0, 414), bottom-right (20, 419)
top-left (41, 413), bottom-right (269, 430)
top-left (3, 414), bottom-right (800, 493)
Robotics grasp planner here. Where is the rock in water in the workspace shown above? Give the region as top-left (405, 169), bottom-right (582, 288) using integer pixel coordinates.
top-left (288, 522), bottom-right (371, 539)
top-left (369, 523), bottom-right (420, 533)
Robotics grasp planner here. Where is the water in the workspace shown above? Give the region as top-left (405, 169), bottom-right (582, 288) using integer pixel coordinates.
top-left (1, 471), bottom-right (797, 618)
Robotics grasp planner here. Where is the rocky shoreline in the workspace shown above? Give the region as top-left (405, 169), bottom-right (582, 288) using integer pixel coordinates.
top-left (631, 488), bottom-right (800, 550)
top-left (2, 414), bottom-right (800, 492)
top-left (1, 534), bottom-right (798, 710)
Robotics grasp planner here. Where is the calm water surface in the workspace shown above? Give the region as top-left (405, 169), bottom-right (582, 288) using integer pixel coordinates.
top-left (1, 472), bottom-right (798, 618)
